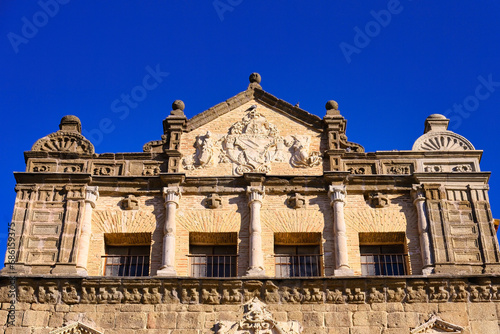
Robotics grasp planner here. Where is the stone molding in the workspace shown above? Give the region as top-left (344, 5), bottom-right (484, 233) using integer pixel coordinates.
top-left (5, 277), bottom-right (500, 306)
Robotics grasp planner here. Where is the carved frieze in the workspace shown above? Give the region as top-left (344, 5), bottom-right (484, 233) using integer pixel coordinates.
top-left (142, 163), bottom-right (160, 176)
top-left (5, 278), bottom-right (500, 306)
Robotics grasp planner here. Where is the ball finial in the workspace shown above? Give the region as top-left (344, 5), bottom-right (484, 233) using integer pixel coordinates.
top-left (59, 115), bottom-right (82, 133)
top-left (325, 100), bottom-right (339, 111)
top-left (249, 73), bottom-right (262, 84)
top-left (172, 100), bottom-right (185, 111)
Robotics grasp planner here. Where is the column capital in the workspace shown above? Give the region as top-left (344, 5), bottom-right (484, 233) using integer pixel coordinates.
top-left (411, 184), bottom-right (426, 204)
top-left (85, 186), bottom-right (99, 208)
top-left (163, 186), bottom-right (182, 206)
top-left (247, 186), bottom-right (265, 205)
top-left (328, 184), bottom-right (346, 204)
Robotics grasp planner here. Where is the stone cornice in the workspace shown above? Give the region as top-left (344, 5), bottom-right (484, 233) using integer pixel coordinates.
top-left (14, 172), bottom-right (92, 185)
top-left (413, 172), bottom-right (491, 184)
top-left (1, 275), bottom-right (499, 305)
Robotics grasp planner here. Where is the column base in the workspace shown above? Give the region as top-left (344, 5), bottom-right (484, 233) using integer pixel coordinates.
top-left (156, 266), bottom-right (177, 276)
top-left (76, 267), bottom-right (89, 276)
top-left (333, 268), bottom-right (354, 276)
top-left (422, 267), bottom-right (434, 276)
top-left (50, 264), bottom-right (78, 275)
top-left (245, 267), bottom-right (266, 277)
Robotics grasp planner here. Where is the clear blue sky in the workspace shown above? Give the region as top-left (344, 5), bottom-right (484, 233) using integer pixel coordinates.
top-left (1, 1), bottom-right (500, 262)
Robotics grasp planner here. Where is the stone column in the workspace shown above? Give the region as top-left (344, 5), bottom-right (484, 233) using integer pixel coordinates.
top-left (245, 186), bottom-right (266, 276)
top-left (412, 185), bottom-right (434, 275)
top-left (76, 186), bottom-right (99, 276)
top-left (329, 185), bottom-right (354, 276)
top-left (157, 186), bottom-right (181, 276)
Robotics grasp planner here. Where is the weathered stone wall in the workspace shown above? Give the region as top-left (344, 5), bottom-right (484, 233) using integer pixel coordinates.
top-left (1, 277), bottom-right (499, 333)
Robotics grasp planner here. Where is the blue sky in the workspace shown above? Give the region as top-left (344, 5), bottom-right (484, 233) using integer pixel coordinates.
top-left (1, 1), bottom-right (500, 263)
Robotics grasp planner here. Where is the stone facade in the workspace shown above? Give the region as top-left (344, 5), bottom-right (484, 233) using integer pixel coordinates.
top-left (1, 73), bottom-right (500, 333)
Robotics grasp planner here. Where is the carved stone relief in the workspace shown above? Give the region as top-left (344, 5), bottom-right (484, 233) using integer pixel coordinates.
top-left (410, 315), bottom-right (464, 333)
top-left (216, 298), bottom-right (303, 334)
top-left (142, 163), bottom-right (161, 175)
top-left (121, 195), bottom-right (139, 210)
top-left (367, 192), bottom-right (389, 208)
top-left (182, 106), bottom-right (321, 174)
top-left (32, 131), bottom-right (95, 154)
top-left (49, 322), bottom-right (103, 334)
top-left (4, 278), bottom-right (500, 306)
top-left (413, 132), bottom-right (475, 151)
top-left (345, 163), bottom-right (376, 175)
top-left (287, 193), bottom-right (306, 209)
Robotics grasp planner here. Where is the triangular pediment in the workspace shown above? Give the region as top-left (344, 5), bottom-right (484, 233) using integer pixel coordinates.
top-left (411, 315), bottom-right (464, 333)
top-left (49, 322), bottom-right (103, 334)
top-left (181, 99), bottom-right (324, 175)
top-left (186, 86), bottom-right (323, 133)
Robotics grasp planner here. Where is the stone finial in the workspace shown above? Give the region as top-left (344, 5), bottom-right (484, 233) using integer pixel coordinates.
top-left (248, 72), bottom-right (262, 90)
top-left (424, 114), bottom-right (449, 133)
top-left (325, 100), bottom-right (340, 116)
top-left (59, 115), bottom-right (82, 133)
top-left (249, 72), bottom-right (261, 84)
top-left (170, 100), bottom-right (186, 116)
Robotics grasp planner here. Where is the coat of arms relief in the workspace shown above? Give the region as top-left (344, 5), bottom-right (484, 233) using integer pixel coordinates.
top-left (216, 297), bottom-right (303, 334)
top-left (182, 106), bottom-right (322, 175)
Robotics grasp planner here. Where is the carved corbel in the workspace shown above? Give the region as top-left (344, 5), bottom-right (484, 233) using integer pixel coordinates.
top-left (287, 193), bottom-right (306, 209)
top-left (121, 194), bottom-right (139, 210)
top-left (366, 192), bottom-right (389, 208)
top-left (204, 193), bottom-right (222, 209)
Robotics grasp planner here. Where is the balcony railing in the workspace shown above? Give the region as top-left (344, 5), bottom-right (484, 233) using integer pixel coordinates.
top-left (360, 253), bottom-right (408, 276)
top-left (274, 254), bottom-right (323, 277)
top-left (188, 254), bottom-right (237, 277)
top-left (103, 255), bottom-right (149, 277)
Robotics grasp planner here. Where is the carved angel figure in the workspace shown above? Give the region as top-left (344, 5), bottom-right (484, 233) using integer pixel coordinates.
top-left (289, 135), bottom-right (322, 168)
top-left (182, 131), bottom-right (218, 170)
